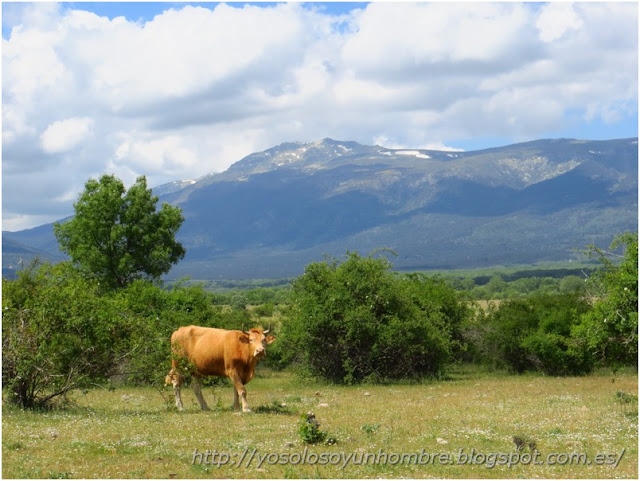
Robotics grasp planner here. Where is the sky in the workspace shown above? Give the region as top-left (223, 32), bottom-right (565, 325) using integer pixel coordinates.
top-left (2, 1), bottom-right (638, 231)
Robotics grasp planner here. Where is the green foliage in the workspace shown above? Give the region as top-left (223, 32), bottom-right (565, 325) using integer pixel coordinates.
top-left (404, 273), bottom-right (472, 361)
top-left (478, 293), bottom-right (593, 375)
top-left (112, 280), bottom-right (221, 385)
top-left (252, 303), bottom-right (275, 317)
top-left (573, 232), bottom-right (638, 368)
top-left (298, 412), bottom-right (327, 444)
top-left (2, 261), bottom-right (130, 409)
top-left (113, 278), bottom-right (263, 385)
top-left (361, 423), bottom-right (381, 436)
top-left (253, 400), bottom-right (294, 415)
top-left (230, 293), bottom-right (249, 311)
top-left (282, 251), bottom-right (466, 383)
top-left (54, 174), bottom-right (185, 289)
top-left (1, 259), bottom-right (264, 407)
top-left (461, 274), bottom-right (588, 300)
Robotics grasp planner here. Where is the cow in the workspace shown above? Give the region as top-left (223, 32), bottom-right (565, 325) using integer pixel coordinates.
top-left (167, 326), bottom-right (275, 412)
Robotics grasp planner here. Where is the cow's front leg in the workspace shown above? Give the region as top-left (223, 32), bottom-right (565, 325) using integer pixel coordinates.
top-left (230, 374), bottom-right (251, 412)
top-left (192, 377), bottom-right (210, 411)
top-left (233, 386), bottom-right (240, 411)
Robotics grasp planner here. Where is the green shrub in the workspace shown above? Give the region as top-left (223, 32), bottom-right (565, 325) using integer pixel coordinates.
top-left (252, 303), bottom-right (275, 318)
top-left (281, 251), bottom-right (465, 383)
top-left (298, 412), bottom-right (327, 444)
top-left (2, 261), bottom-right (130, 408)
top-left (573, 233), bottom-right (638, 369)
top-left (404, 273), bottom-right (472, 361)
top-left (479, 293), bottom-right (592, 375)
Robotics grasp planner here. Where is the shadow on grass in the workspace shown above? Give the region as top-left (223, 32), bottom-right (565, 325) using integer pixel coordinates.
top-left (253, 400), bottom-right (297, 415)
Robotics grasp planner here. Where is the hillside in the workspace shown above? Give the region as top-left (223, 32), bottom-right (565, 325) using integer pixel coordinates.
top-left (3, 137), bottom-right (637, 279)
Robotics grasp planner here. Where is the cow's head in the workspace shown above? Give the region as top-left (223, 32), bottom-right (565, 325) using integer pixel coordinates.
top-left (242, 328), bottom-right (276, 359)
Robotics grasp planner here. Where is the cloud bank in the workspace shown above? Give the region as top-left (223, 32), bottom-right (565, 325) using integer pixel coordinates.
top-left (2, 2), bottom-right (637, 230)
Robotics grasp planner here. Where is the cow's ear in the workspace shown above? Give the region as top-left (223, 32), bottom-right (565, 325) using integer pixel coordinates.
top-left (239, 333), bottom-right (250, 344)
top-left (265, 335), bottom-right (276, 344)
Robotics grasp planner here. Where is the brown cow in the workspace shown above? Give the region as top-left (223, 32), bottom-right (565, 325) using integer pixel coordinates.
top-left (167, 326), bottom-right (275, 412)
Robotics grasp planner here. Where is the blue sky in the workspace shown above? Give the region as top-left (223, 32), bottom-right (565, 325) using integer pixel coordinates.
top-left (2, 2), bottom-right (638, 230)
top-left (60, 2), bottom-right (369, 19)
top-left (2, 2), bottom-right (368, 36)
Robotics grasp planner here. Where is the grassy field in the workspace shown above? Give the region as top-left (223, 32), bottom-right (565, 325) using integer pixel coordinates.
top-left (2, 367), bottom-right (637, 479)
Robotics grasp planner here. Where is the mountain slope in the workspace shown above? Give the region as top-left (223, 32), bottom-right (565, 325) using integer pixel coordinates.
top-left (3, 138), bottom-right (637, 279)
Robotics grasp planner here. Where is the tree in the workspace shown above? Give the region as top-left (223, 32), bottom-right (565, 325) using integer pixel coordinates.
top-left (54, 174), bottom-right (185, 289)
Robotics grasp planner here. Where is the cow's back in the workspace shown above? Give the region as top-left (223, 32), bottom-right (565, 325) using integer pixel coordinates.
top-left (171, 326), bottom-right (243, 377)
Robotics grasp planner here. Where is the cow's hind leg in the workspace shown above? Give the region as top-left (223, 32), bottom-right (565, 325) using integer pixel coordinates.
top-left (169, 369), bottom-right (185, 411)
top-left (192, 377), bottom-right (210, 411)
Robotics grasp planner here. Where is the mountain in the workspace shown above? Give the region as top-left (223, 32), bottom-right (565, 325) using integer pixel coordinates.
top-left (3, 137), bottom-right (637, 279)
top-left (2, 221), bottom-right (68, 277)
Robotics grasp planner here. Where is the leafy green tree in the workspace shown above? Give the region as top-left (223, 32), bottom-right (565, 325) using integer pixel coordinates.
top-left (54, 174), bottom-right (185, 289)
top-left (573, 232), bottom-right (638, 368)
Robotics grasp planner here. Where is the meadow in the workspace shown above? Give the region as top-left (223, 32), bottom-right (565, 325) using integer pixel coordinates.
top-left (2, 367), bottom-right (637, 479)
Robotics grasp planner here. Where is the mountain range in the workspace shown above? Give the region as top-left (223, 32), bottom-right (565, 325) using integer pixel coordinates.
top-left (3, 137), bottom-right (638, 279)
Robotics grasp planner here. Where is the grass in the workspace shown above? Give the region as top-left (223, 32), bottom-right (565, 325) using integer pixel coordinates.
top-left (2, 367), bottom-right (637, 479)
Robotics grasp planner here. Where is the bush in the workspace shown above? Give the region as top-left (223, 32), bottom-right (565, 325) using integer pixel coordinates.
top-left (281, 251), bottom-right (465, 383)
top-left (2, 261), bottom-right (130, 408)
top-left (479, 293), bottom-right (593, 375)
top-left (298, 412), bottom-right (327, 444)
top-left (404, 273), bottom-right (472, 361)
top-left (252, 303), bottom-right (275, 318)
top-left (573, 232), bottom-right (638, 368)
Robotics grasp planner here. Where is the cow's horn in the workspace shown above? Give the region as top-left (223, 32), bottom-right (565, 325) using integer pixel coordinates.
top-left (263, 328), bottom-right (270, 335)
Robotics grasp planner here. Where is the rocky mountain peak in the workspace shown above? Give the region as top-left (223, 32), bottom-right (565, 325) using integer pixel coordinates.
top-left (3, 137), bottom-right (636, 279)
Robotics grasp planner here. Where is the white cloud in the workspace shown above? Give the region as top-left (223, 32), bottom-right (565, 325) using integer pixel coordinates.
top-left (341, 3), bottom-right (535, 74)
top-left (2, 2), bottom-right (637, 230)
top-left (113, 135), bottom-right (198, 174)
top-left (536, 3), bottom-right (583, 43)
top-left (40, 117), bottom-right (94, 154)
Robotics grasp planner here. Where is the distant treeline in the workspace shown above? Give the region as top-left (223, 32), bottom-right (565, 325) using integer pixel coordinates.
top-left (174, 277), bottom-right (294, 291)
top-left (171, 266), bottom-right (599, 302)
top-left (470, 267), bottom-right (597, 285)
